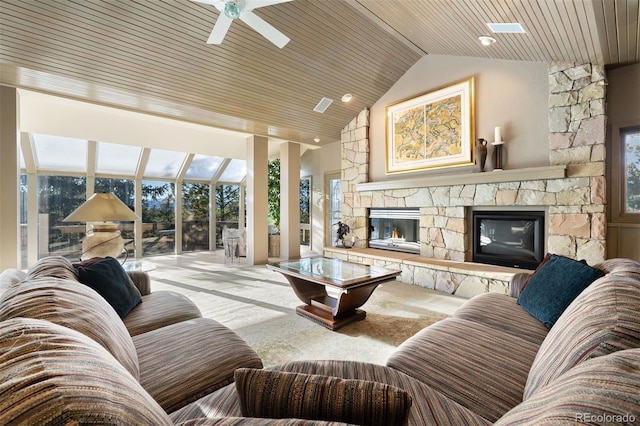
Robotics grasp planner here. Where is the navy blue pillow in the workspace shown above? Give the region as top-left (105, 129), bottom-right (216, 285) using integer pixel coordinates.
top-left (76, 257), bottom-right (142, 318)
top-left (517, 254), bottom-right (604, 329)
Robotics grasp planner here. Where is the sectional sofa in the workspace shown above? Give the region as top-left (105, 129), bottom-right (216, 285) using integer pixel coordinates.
top-left (1, 255), bottom-right (639, 425)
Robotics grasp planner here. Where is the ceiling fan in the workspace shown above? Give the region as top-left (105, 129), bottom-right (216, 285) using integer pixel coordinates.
top-left (191, 0), bottom-right (292, 48)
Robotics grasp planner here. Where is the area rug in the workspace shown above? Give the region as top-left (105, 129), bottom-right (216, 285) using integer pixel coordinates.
top-left (147, 259), bottom-right (464, 367)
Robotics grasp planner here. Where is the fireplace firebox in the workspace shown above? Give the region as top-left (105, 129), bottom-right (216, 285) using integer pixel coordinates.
top-left (472, 210), bottom-right (545, 269)
top-left (368, 208), bottom-right (420, 254)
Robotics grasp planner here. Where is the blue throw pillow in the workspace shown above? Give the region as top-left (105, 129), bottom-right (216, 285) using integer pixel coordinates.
top-left (517, 254), bottom-right (604, 328)
top-left (76, 257), bottom-right (142, 318)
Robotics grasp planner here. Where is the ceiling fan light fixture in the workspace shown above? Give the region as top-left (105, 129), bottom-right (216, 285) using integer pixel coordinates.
top-left (224, 1), bottom-right (241, 19)
top-left (478, 35), bottom-right (496, 46)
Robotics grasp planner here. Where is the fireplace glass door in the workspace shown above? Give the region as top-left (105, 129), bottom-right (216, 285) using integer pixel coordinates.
top-left (368, 209), bottom-right (420, 254)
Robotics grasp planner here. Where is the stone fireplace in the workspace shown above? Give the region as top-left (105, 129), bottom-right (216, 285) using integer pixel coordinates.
top-left (337, 62), bottom-right (607, 289)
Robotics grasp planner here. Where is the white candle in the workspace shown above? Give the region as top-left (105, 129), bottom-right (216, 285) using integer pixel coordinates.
top-left (494, 126), bottom-right (502, 142)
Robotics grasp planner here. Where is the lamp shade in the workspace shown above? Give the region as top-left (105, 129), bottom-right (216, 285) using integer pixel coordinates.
top-left (64, 193), bottom-right (139, 223)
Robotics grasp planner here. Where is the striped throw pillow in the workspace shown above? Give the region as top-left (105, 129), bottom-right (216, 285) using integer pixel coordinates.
top-left (234, 368), bottom-right (412, 425)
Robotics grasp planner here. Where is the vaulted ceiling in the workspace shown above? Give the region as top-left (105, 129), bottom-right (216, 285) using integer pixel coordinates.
top-left (1, 0), bottom-right (638, 149)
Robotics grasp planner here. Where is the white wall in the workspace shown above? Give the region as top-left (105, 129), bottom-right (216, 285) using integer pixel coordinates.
top-left (368, 55), bottom-right (549, 181)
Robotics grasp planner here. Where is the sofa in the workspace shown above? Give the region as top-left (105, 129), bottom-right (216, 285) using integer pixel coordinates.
top-left (1, 255), bottom-right (639, 425)
top-left (0, 255), bottom-right (267, 424)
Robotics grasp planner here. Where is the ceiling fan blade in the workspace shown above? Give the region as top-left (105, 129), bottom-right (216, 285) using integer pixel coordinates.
top-left (191, 0), bottom-right (225, 11)
top-left (240, 10), bottom-right (290, 48)
top-left (207, 14), bottom-right (234, 44)
top-left (243, 0), bottom-right (292, 10)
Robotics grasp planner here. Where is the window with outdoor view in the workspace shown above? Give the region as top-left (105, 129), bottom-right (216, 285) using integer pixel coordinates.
top-left (623, 127), bottom-right (640, 214)
top-left (182, 183), bottom-right (210, 251)
top-left (36, 175), bottom-right (87, 260)
top-left (215, 184), bottom-right (241, 248)
top-left (141, 180), bottom-right (175, 256)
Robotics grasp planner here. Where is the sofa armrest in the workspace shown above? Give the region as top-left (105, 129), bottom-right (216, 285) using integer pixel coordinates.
top-left (127, 271), bottom-right (151, 296)
top-left (508, 272), bottom-right (533, 298)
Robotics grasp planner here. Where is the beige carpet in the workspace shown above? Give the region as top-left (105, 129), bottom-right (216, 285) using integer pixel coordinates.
top-left (146, 252), bottom-right (467, 367)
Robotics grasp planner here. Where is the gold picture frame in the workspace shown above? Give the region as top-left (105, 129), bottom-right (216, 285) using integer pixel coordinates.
top-left (386, 77), bottom-right (475, 174)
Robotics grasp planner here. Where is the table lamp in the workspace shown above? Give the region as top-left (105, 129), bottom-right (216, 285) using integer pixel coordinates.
top-left (64, 193), bottom-right (140, 260)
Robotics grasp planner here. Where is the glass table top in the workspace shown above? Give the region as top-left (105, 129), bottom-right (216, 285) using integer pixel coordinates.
top-left (270, 257), bottom-right (398, 286)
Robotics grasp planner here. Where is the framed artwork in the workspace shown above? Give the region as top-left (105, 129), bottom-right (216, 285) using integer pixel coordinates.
top-left (386, 77), bottom-right (475, 174)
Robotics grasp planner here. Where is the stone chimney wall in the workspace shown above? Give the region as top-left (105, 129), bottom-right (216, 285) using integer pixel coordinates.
top-left (340, 62), bottom-right (607, 265)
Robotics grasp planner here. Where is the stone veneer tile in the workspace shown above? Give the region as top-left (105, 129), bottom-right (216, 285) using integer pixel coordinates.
top-left (548, 213), bottom-right (590, 237)
top-left (591, 176), bottom-right (606, 204)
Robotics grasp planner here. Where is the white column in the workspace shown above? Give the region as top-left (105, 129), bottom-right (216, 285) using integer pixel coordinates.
top-left (280, 142), bottom-right (300, 259)
top-left (246, 135), bottom-right (269, 265)
top-left (0, 87), bottom-right (20, 269)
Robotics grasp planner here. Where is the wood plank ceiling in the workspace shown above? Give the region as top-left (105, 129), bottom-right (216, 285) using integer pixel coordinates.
top-left (1, 0), bottom-right (638, 148)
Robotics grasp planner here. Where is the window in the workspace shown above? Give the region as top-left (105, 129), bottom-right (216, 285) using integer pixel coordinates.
top-left (611, 125), bottom-right (640, 223)
top-left (141, 180), bottom-right (175, 256)
top-left (37, 175), bottom-right (87, 260)
top-left (325, 173), bottom-right (342, 246)
top-left (623, 127), bottom-right (640, 214)
top-left (300, 177), bottom-right (311, 245)
top-left (182, 183), bottom-right (210, 251)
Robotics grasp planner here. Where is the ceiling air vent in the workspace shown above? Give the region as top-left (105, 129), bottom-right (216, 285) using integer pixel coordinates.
top-left (313, 97), bottom-right (333, 113)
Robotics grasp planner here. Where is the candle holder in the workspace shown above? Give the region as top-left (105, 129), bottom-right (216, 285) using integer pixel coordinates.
top-left (491, 141), bottom-right (505, 171)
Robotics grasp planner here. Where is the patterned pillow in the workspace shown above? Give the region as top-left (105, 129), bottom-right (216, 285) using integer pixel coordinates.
top-left (76, 256), bottom-right (142, 318)
top-left (0, 276), bottom-right (140, 379)
top-left (0, 318), bottom-right (172, 426)
top-left (517, 254), bottom-right (604, 328)
top-left (234, 368), bottom-right (412, 425)
top-left (495, 349), bottom-right (640, 425)
top-left (524, 274), bottom-right (640, 399)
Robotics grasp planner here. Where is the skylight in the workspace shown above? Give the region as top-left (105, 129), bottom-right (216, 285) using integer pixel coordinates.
top-left (219, 159), bottom-right (246, 182)
top-left (144, 149), bottom-right (188, 178)
top-left (185, 154), bottom-right (225, 180)
top-left (486, 23), bottom-right (525, 33)
top-left (32, 134), bottom-right (87, 172)
top-left (97, 142), bottom-right (142, 175)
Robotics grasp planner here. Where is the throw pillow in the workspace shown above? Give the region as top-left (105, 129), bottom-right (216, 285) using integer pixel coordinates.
top-left (76, 256), bottom-right (142, 318)
top-left (517, 254), bottom-right (604, 328)
top-left (234, 368), bottom-right (412, 426)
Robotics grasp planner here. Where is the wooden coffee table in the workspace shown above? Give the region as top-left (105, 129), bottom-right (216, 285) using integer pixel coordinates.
top-left (267, 257), bottom-right (401, 330)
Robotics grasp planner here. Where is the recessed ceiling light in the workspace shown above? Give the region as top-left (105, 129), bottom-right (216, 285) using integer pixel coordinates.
top-left (313, 137), bottom-right (320, 143)
top-left (341, 93), bottom-right (353, 102)
top-left (478, 35), bottom-right (496, 46)
top-left (486, 23), bottom-right (525, 33)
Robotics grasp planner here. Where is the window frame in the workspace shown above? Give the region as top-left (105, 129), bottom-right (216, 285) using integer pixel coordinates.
top-left (610, 123), bottom-right (640, 223)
